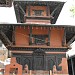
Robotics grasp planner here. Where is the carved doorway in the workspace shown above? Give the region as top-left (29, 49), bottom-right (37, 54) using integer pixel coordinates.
top-left (33, 49), bottom-right (45, 70)
top-left (34, 56), bottom-right (44, 70)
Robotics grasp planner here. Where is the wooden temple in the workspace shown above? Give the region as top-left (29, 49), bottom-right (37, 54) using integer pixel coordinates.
top-left (0, 0), bottom-right (75, 75)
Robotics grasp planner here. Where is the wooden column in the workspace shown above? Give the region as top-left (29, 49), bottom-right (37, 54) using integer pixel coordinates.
top-left (46, 4), bottom-right (48, 16)
top-left (67, 35), bottom-right (75, 46)
top-left (46, 4), bottom-right (50, 16)
top-left (29, 26), bottom-right (32, 45)
top-left (28, 4), bottom-right (30, 16)
top-left (12, 26), bottom-right (15, 45)
top-left (47, 27), bottom-right (50, 46)
top-left (62, 28), bottom-right (66, 46)
top-left (18, 4), bottom-right (26, 22)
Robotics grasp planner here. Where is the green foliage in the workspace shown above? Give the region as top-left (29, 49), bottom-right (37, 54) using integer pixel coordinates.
top-left (70, 4), bottom-right (75, 17)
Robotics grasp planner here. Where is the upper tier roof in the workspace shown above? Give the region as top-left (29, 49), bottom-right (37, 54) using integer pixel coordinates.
top-left (0, 23), bottom-right (75, 47)
top-left (13, 0), bottom-right (65, 24)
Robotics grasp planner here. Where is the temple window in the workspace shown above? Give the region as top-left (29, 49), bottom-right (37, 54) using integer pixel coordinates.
top-left (32, 10), bottom-right (44, 16)
top-left (31, 35), bottom-right (49, 45)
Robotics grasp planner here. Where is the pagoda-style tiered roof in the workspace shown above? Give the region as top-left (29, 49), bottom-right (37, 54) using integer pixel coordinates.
top-left (13, 0), bottom-right (65, 23)
top-left (0, 23), bottom-right (75, 48)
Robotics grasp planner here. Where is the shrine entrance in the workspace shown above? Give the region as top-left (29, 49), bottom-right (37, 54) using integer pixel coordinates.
top-left (33, 56), bottom-right (44, 70)
top-left (33, 49), bottom-right (45, 70)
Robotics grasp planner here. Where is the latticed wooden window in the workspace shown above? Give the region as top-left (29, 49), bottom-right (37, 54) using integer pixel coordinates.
top-left (32, 35), bottom-right (48, 45)
top-left (32, 10), bottom-right (44, 16)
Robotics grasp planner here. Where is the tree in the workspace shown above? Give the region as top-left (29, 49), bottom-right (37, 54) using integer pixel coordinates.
top-left (70, 0), bottom-right (75, 18)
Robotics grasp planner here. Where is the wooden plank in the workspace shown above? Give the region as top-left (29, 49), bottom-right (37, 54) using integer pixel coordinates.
top-left (67, 35), bottom-right (75, 45)
top-left (0, 30), bottom-right (11, 46)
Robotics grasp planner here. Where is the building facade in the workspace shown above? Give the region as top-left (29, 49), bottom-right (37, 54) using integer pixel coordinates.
top-left (0, 0), bottom-right (75, 75)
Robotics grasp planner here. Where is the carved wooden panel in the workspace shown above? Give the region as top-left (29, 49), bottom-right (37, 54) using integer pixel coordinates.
top-left (23, 58), bottom-right (30, 69)
top-left (56, 57), bottom-right (62, 71)
top-left (33, 56), bottom-right (44, 70)
top-left (22, 55), bottom-right (32, 70)
top-left (26, 6), bottom-right (47, 16)
top-left (0, 0), bottom-right (12, 7)
top-left (16, 57), bottom-right (21, 64)
top-left (12, 53), bottom-right (64, 70)
top-left (46, 56), bottom-right (55, 70)
top-left (32, 10), bottom-right (44, 16)
top-left (32, 35), bottom-right (48, 45)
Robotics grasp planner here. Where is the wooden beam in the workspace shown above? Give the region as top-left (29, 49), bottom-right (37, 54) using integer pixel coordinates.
top-left (18, 4), bottom-right (25, 15)
top-left (0, 30), bottom-right (11, 46)
top-left (47, 27), bottom-right (50, 46)
top-left (46, 4), bottom-right (50, 16)
top-left (50, 4), bottom-right (61, 18)
top-left (28, 4), bottom-right (30, 16)
top-left (67, 35), bottom-right (75, 45)
top-left (26, 16), bottom-right (51, 20)
top-left (14, 4), bottom-right (21, 23)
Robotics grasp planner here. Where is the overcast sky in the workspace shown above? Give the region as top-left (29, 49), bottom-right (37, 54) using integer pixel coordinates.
top-left (56, 0), bottom-right (75, 25)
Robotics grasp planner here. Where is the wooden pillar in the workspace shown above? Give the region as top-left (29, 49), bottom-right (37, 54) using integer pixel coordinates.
top-left (62, 28), bottom-right (66, 46)
top-left (12, 26), bottom-right (15, 45)
top-left (29, 26), bottom-right (32, 45)
top-left (47, 27), bottom-right (50, 46)
top-left (44, 54), bottom-right (46, 70)
top-left (71, 58), bottom-right (74, 75)
top-left (46, 4), bottom-right (50, 16)
top-left (28, 5), bottom-right (30, 16)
